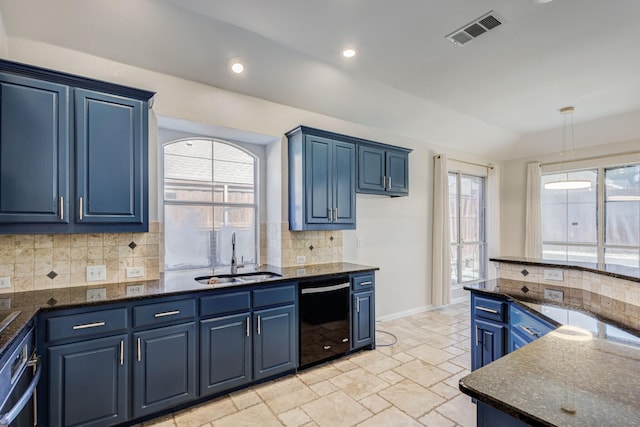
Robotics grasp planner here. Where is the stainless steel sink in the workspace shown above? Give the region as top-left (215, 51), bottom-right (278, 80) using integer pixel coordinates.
top-left (195, 272), bottom-right (281, 286)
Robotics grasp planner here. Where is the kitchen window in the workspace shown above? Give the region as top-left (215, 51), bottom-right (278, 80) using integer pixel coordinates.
top-left (541, 163), bottom-right (640, 267)
top-left (449, 172), bottom-right (486, 286)
top-left (163, 139), bottom-right (257, 271)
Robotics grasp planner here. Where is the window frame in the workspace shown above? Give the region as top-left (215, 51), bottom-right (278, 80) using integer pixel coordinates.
top-left (161, 137), bottom-right (259, 272)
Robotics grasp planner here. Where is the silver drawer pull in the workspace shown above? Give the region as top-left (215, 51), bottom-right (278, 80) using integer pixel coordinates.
top-left (154, 310), bottom-right (180, 318)
top-left (360, 281), bottom-right (372, 286)
top-left (520, 326), bottom-right (539, 337)
top-left (73, 321), bottom-right (105, 330)
top-left (476, 306), bottom-right (499, 314)
top-left (323, 345), bottom-right (332, 350)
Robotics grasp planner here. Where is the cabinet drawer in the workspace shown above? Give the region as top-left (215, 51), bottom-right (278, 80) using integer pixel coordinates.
top-left (352, 274), bottom-right (374, 292)
top-left (47, 308), bottom-right (128, 342)
top-left (253, 285), bottom-right (296, 308)
top-left (133, 299), bottom-right (196, 328)
top-left (510, 305), bottom-right (554, 343)
top-left (473, 296), bottom-right (507, 322)
top-left (201, 291), bottom-right (251, 317)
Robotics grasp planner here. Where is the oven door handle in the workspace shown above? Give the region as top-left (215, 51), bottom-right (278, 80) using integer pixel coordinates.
top-left (0, 355), bottom-right (41, 427)
top-left (300, 282), bottom-right (350, 294)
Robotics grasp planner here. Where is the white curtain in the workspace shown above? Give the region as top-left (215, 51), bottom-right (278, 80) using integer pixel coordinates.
top-left (432, 154), bottom-right (450, 306)
top-left (524, 162), bottom-right (542, 258)
top-left (486, 164), bottom-right (501, 279)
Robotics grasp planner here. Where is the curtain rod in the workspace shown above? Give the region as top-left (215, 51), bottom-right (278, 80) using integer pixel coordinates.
top-left (540, 150), bottom-right (640, 167)
top-left (433, 154), bottom-right (494, 170)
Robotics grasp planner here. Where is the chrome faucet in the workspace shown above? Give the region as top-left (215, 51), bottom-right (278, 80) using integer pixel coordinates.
top-left (230, 232), bottom-right (244, 274)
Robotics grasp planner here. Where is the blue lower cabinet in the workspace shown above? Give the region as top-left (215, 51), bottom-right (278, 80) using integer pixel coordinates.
top-left (477, 402), bottom-right (530, 427)
top-left (352, 290), bottom-right (374, 349)
top-left (472, 318), bottom-right (507, 371)
top-left (509, 329), bottom-right (529, 352)
top-left (200, 313), bottom-right (252, 397)
top-left (48, 334), bottom-right (128, 427)
top-left (253, 305), bottom-right (296, 381)
top-left (132, 323), bottom-right (197, 418)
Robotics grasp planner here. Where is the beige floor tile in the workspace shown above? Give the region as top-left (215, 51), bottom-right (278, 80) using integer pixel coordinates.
top-left (213, 403), bottom-right (282, 427)
top-left (357, 407), bottom-right (422, 426)
top-left (390, 352), bottom-right (415, 363)
top-left (429, 381), bottom-right (461, 400)
top-left (442, 345), bottom-right (467, 356)
top-left (377, 369), bottom-right (405, 385)
top-left (437, 360), bottom-right (464, 374)
top-left (448, 353), bottom-right (471, 370)
top-left (174, 397), bottom-right (237, 425)
top-left (257, 376), bottom-right (318, 414)
top-left (358, 394), bottom-right (391, 414)
top-left (331, 358), bottom-right (359, 372)
top-left (406, 344), bottom-right (454, 365)
top-left (278, 407), bottom-right (312, 427)
top-left (392, 359), bottom-right (450, 389)
top-left (309, 379), bottom-right (339, 396)
top-left (301, 390), bottom-right (372, 427)
top-left (378, 379), bottom-right (445, 418)
top-left (349, 350), bottom-right (402, 375)
top-left (435, 394), bottom-right (476, 427)
top-left (228, 389), bottom-right (262, 410)
top-left (329, 367), bottom-right (390, 400)
top-left (442, 369), bottom-right (470, 390)
top-left (418, 410), bottom-right (456, 427)
top-left (297, 364), bottom-right (343, 385)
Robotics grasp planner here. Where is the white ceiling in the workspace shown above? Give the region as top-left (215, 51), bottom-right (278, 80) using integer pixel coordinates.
top-left (1, 0), bottom-right (639, 159)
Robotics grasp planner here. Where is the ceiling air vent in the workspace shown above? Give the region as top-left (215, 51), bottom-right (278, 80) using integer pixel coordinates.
top-left (446, 11), bottom-right (504, 46)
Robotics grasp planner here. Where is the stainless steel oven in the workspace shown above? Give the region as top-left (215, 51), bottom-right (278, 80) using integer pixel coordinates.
top-left (0, 327), bottom-right (40, 427)
top-left (299, 276), bottom-right (351, 368)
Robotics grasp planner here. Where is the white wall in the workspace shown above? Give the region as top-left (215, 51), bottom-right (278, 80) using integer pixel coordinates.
top-left (6, 37), bottom-right (500, 318)
top-left (501, 138), bottom-right (640, 257)
top-left (0, 12), bottom-right (7, 57)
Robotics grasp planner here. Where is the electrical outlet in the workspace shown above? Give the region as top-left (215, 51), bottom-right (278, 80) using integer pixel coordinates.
top-left (543, 269), bottom-right (564, 281)
top-left (86, 265), bottom-right (106, 282)
top-left (296, 268), bottom-right (307, 276)
top-left (0, 298), bottom-right (11, 310)
top-left (126, 267), bottom-right (145, 278)
top-left (296, 255), bottom-right (306, 264)
top-left (86, 288), bottom-right (107, 302)
top-left (126, 284), bottom-right (145, 296)
top-left (0, 277), bottom-right (10, 289)
top-left (357, 238), bottom-right (363, 248)
top-left (544, 288), bottom-right (564, 302)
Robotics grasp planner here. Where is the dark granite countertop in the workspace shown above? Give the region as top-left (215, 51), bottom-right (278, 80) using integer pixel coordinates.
top-left (461, 279), bottom-right (640, 426)
top-left (490, 256), bottom-right (640, 283)
top-left (0, 262), bottom-right (378, 358)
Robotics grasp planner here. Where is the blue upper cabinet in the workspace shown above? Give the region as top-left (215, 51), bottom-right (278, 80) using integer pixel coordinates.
top-left (358, 143), bottom-right (410, 196)
top-left (75, 89), bottom-right (146, 225)
top-left (0, 73), bottom-right (70, 224)
top-left (0, 59), bottom-right (153, 234)
top-left (288, 127), bottom-right (356, 231)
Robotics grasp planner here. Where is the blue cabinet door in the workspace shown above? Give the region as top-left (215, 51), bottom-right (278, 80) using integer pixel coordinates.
top-left (304, 135), bottom-right (333, 225)
top-left (472, 318), bottom-right (507, 371)
top-left (132, 323), bottom-right (196, 418)
top-left (48, 334), bottom-right (128, 427)
top-left (352, 290), bottom-right (375, 349)
top-left (253, 305), bottom-right (296, 380)
top-left (386, 149), bottom-right (409, 196)
top-left (333, 141), bottom-right (356, 226)
top-left (509, 328), bottom-right (528, 352)
top-left (75, 89), bottom-right (146, 226)
top-left (200, 313), bottom-right (252, 397)
top-left (0, 72), bottom-right (69, 224)
top-left (357, 145), bottom-right (385, 193)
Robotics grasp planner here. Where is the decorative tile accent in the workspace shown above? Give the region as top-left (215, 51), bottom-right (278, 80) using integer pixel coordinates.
top-left (128, 241), bottom-right (137, 250)
top-left (330, 236), bottom-right (334, 242)
top-left (47, 298), bottom-right (57, 306)
top-left (47, 271), bottom-right (58, 280)
top-left (521, 269), bottom-right (529, 277)
top-left (521, 285), bottom-right (529, 294)
top-left (309, 245), bottom-right (314, 251)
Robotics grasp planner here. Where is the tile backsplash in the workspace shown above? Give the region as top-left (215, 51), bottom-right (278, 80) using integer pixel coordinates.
top-left (264, 222), bottom-right (343, 267)
top-left (0, 222), bottom-right (160, 294)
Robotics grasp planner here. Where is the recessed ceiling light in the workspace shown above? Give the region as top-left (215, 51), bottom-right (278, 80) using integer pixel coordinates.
top-left (342, 48), bottom-right (357, 58)
top-left (231, 62), bottom-right (245, 74)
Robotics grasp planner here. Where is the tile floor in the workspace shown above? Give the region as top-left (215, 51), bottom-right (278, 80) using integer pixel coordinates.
top-left (141, 301), bottom-right (475, 427)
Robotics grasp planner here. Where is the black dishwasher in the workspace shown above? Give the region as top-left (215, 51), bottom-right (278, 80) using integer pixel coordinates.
top-left (299, 276), bottom-right (351, 368)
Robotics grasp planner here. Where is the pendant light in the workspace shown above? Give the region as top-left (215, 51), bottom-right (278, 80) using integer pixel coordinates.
top-left (544, 106), bottom-right (592, 190)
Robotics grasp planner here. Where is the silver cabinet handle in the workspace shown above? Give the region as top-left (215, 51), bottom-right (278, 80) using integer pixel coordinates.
top-left (356, 297), bottom-right (360, 313)
top-left (257, 315), bottom-right (261, 335)
top-left (137, 337), bottom-right (141, 362)
top-left (246, 317), bottom-right (250, 337)
top-left (120, 340), bottom-right (124, 365)
top-left (333, 208), bottom-right (338, 222)
top-left (475, 325), bottom-right (479, 346)
top-left (388, 176), bottom-right (392, 189)
top-left (360, 281), bottom-right (372, 286)
top-left (476, 306), bottom-right (499, 314)
top-left (383, 175), bottom-right (387, 189)
top-left (60, 196), bottom-right (64, 220)
top-left (328, 208), bottom-right (333, 223)
top-left (154, 310), bottom-right (180, 318)
top-left (79, 196), bottom-right (83, 220)
top-left (73, 321), bottom-right (105, 330)
top-left (520, 326), bottom-right (539, 337)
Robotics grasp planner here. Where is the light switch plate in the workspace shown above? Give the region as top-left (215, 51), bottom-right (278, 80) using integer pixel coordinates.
top-left (544, 288), bottom-right (564, 302)
top-left (543, 269), bottom-right (564, 281)
top-left (86, 265), bottom-right (106, 282)
top-left (86, 288), bottom-right (107, 302)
